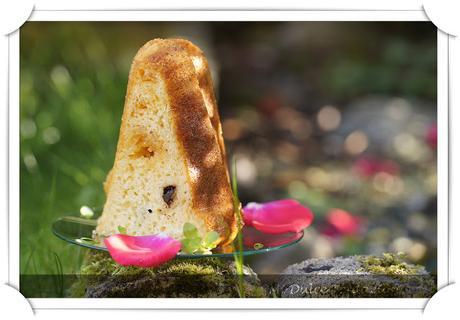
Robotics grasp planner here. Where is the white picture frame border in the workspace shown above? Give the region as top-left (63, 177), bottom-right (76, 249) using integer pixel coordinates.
top-left (8, 9), bottom-right (448, 310)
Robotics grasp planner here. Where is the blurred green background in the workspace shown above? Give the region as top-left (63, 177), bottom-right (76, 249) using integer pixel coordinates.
top-left (20, 22), bottom-right (437, 291)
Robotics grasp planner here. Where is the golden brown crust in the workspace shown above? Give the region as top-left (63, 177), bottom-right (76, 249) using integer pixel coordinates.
top-left (181, 43), bottom-right (230, 181)
top-left (112, 38), bottom-right (237, 245)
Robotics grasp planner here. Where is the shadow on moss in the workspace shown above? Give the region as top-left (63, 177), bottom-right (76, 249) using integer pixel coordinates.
top-left (70, 251), bottom-right (267, 298)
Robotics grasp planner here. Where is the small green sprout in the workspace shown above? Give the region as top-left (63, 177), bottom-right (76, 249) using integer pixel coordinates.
top-left (183, 222), bottom-right (199, 239)
top-left (180, 223), bottom-right (220, 254)
top-left (203, 231), bottom-right (220, 248)
top-left (117, 225), bottom-right (127, 234)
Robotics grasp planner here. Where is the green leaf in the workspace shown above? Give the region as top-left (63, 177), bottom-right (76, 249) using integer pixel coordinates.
top-left (117, 225), bottom-right (127, 234)
top-left (183, 222), bottom-right (199, 239)
top-left (181, 237), bottom-right (202, 254)
top-left (203, 231), bottom-right (219, 249)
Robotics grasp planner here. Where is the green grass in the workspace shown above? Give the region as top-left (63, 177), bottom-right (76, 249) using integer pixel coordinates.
top-left (20, 22), bottom-right (131, 275)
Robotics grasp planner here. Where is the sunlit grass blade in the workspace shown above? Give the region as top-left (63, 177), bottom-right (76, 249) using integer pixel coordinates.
top-left (52, 251), bottom-right (64, 297)
top-left (231, 156), bottom-right (245, 298)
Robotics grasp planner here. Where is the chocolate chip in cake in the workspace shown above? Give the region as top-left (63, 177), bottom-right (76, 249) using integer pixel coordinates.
top-left (162, 185), bottom-right (176, 207)
top-left (148, 209), bottom-right (153, 213)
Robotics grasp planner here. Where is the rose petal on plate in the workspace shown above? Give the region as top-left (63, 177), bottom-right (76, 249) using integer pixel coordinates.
top-left (242, 199), bottom-right (314, 234)
top-left (242, 226), bottom-right (303, 248)
top-left (104, 234), bottom-right (181, 268)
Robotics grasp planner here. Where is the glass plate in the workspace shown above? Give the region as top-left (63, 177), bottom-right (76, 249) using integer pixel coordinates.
top-left (52, 210), bottom-right (304, 259)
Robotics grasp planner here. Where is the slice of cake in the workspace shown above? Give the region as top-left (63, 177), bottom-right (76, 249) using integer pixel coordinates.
top-left (96, 39), bottom-right (237, 246)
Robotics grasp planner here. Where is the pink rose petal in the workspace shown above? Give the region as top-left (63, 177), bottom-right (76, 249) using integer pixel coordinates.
top-left (104, 234), bottom-right (181, 268)
top-left (242, 227), bottom-right (303, 248)
top-left (242, 199), bottom-right (314, 234)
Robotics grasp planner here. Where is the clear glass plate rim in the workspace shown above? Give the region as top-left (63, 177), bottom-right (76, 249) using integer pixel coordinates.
top-left (51, 215), bottom-right (304, 258)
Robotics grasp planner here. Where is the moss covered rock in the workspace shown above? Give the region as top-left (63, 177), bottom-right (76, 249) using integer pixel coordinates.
top-left (70, 251), bottom-right (266, 298)
top-left (276, 253), bottom-right (436, 298)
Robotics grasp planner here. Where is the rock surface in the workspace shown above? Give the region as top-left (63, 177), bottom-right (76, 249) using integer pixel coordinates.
top-left (275, 253), bottom-right (436, 298)
top-left (70, 251), bottom-right (266, 298)
top-left (70, 252), bottom-right (435, 298)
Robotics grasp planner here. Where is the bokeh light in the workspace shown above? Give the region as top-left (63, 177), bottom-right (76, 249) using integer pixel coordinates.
top-left (344, 130), bottom-right (368, 155)
top-left (317, 105), bottom-right (341, 131)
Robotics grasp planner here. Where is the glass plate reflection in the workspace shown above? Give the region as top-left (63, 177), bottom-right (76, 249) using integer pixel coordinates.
top-left (52, 209), bottom-right (303, 259)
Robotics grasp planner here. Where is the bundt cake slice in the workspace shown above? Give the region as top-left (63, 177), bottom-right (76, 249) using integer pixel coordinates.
top-left (95, 39), bottom-right (237, 246)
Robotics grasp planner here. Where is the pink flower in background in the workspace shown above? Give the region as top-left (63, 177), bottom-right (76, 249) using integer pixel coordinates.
top-left (243, 199), bottom-right (314, 234)
top-left (352, 156), bottom-right (399, 178)
top-left (425, 123), bottom-right (437, 150)
top-left (321, 208), bottom-right (362, 237)
top-left (104, 234), bottom-right (181, 268)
